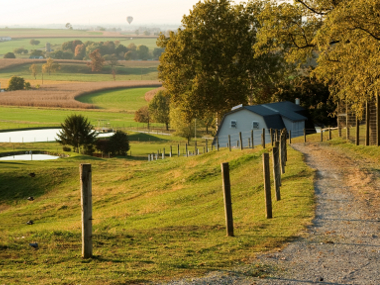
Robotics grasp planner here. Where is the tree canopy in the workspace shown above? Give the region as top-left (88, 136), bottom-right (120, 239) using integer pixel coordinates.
top-left (42, 58), bottom-right (60, 75)
top-left (157, 0), bottom-right (287, 123)
top-left (88, 49), bottom-right (105, 72)
top-left (254, 0), bottom-right (380, 115)
top-left (8, 76), bottom-right (27, 91)
top-left (148, 90), bottom-right (170, 130)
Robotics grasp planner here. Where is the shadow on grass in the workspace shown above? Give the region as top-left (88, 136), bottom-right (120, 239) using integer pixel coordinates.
top-left (128, 133), bottom-right (171, 142)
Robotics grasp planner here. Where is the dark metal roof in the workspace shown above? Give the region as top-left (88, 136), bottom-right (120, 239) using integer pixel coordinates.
top-left (244, 101), bottom-right (307, 122)
top-left (263, 114), bottom-right (286, 130)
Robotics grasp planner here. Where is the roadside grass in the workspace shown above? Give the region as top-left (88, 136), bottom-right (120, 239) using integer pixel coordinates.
top-left (0, 143), bottom-right (315, 284)
top-left (0, 62), bottom-right (159, 84)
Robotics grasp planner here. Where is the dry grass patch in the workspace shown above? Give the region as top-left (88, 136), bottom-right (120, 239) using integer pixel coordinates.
top-left (0, 80), bottom-right (161, 109)
top-left (145, 86), bottom-right (165, 102)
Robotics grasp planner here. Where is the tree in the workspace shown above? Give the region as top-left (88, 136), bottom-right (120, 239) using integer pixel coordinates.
top-left (124, 50), bottom-right (137, 60)
top-left (157, 0), bottom-right (286, 124)
top-left (148, 90), bottom-right (170, 130)
top-left (29, 64), bottom-right (38, 79)
top-left (128, 43), bottom-right (137, 51)
top-left (108, 131), bottom-right (130, 156)
top-left (65, 23), bottom-right (72, 29)
top-left (14, 47), bottom-right (28, 54)
top-left (3, 52), bottom-right (15, 58)
top-left (137, 45), bottom-right (149, 60)
top-left (115, 44), bottom-right (128, 58)
top-left (8, 76), bottom-right (26, 91)
top-left (134, 106), bottom-right (150, 129)
top-left (74, 44), bottom-right (86, 59)
top-left (153, 48), bottom-right (165, 59)
top-left (30, 50), bottom-right (44, 57)
top-left (169, 106), bottom-right (194, 144)
top-left (42, 58), bottom-right (60, 75)
top-left (56, 115), bottom-right (97, 153)
top-left (254, 0), bottom-right (380, 116)
top-left (87, 49), bottom-right (105, 72)
top-left (30, 39), bottom-right (40, 45)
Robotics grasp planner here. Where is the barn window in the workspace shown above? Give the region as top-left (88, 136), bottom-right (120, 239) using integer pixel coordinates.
top-left (230, 120), bottom-right (237, 128)
top-left (252, 122), bottom-right (259, 129)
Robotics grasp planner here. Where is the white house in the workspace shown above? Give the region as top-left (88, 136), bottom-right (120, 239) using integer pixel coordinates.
top-left (213, 101), bottom-right (309, 148)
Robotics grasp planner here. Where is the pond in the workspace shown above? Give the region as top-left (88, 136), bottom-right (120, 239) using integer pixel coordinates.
top-left (0, 128), bottom-right (115, 143)
top-left (0, 153), bottom-right (59, 161)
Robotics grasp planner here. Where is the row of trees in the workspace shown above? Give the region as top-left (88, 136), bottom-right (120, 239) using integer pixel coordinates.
top-left (56, 115), bottom-right (130, 156)
top-left (50, 40), bottom-right (164, 61)
top-left (155, 0), bottom-right (378, 132)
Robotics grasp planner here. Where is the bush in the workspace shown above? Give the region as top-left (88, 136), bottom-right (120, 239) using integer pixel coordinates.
top-left (62, 146), bottom-right (71, 152)
top-left (8, 76), bottom-right (25, 91)
top-left (109, 130), bottom-right (130, 156)
top-left (3, 52), bottom-right (15, 59)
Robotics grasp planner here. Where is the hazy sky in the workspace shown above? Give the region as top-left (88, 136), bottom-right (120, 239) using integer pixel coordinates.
top-left (0, 0), bottom-right (203, 26)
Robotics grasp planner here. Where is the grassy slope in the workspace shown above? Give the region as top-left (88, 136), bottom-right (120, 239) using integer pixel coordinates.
top-left (0, 143), bottom-right (315, 284)
top-left (0, 62), bottom-right (159, 83)
top-left (0, 37), bottom-right (158, 58)
top-left (0, 87), bottom-right (156, 130)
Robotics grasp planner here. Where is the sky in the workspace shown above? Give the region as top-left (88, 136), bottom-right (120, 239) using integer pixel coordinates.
top-left (0, 0), bottom-right (203, 26)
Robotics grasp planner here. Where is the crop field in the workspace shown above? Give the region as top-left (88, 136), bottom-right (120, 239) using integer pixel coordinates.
top-left (0, 28), bottom-right (108, 38)
top-left (0, 140), bottom-right (315, 284)
top-left (0, 62), bottom-right (159, 84)
top-left (0, 36), bottom-right (159, 58)
top-left (0, 86), bottom-right (162, 131)
top-left (0, 80), bottom-right (160, 109)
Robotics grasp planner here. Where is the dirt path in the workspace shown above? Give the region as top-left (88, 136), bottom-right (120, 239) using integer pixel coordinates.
top-left (159, 143), bottom-right (380, 285)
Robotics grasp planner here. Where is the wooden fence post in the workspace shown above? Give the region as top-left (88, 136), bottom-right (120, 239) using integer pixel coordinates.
top-left (206, 139), bottom-right (208, 152)
top-left (221, 162), bottom-right (234, 237)
top-left (248, 138), bottom-right (251, 148)
top-left (178, 144), bottom-right (180, 157)
top-left (195, 141), bottom-right (197, 155)
top-left (321, 130), bottom-right (323, 142)
top-left (228, 135), bottom-right (231, 151)
top-left (262, 128), bottom-right (265, 148)
top-left (251, 130), bottom-right (254, 149)
top-left (280, 133), bottom-right (285, 174)
top-left (216, 137), bottom-right (219, 151)
top-left (377, 95), bottom-right (380, 146)
top-left (162, 148), bottom-right (165, 159)
top-left (239, 132), bottom-right (243, 150)
top-left (356, 117), bottom-right (360, 146)
top-left (148, 155), bottom-right (150, 161)
top-left (270, 128), bottom-right (273, 146)
top-left (262, 153), bottom-right (272, 219)
top-left (80, 164), bottom-right (92, 259)
top-left (289, 130), bottom-right (292, 144)
top-left (304, 128), bottom-right (306, 143)
top-left (328, 128), bottom-right (331, 140)
top-left (237, 140), bottom-right (239, 148)
top-left (186, 144), bottom-right (188, 157)
top-left (272, 146), bottom-right (281, 201)
top-left (170, 146), bottom-right (172, 157)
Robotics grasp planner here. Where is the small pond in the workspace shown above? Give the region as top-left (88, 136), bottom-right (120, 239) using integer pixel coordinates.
top-left (0, 154), bottom-right (59, 161)
top-left (0, 128), bottom-right (115, 143)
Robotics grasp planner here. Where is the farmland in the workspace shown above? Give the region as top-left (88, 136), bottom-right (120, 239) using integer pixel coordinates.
top-left (0, 137), bottom-right (315, 283)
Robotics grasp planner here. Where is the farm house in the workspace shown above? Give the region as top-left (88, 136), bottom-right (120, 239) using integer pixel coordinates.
top-left (213, 101), bottom-right (310, 148)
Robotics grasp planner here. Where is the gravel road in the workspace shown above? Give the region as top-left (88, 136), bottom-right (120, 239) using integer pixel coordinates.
top-left (158, 143), bottom-right (380, 285)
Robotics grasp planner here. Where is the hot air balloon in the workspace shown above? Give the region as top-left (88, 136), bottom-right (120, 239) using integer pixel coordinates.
top-left (127, 16), bottom-right (133, 24)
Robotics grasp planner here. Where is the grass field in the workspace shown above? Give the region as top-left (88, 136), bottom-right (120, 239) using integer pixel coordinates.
top-left (0, 86), bottom-right (160, 130)
top-left (0, 62), bottom-right (159, 83)
top-left (0, 139), bottom-right (315, 283)
top-left (0, 36), bottom-right (159, 58)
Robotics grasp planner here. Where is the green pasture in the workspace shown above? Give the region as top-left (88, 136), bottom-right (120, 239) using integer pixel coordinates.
top-left (0, 141), bottom-right (315, 283)
top-left (0, 62), bottom-right (159, 82)
top-left (0, 36), bottom-right (159, 58)
top-left (0, 87), bottom-right (162, 130)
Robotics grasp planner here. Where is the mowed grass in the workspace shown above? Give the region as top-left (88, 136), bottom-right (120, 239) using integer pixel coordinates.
top-left (0, 143), bottom-right (315, 284)
top-left (0, 62), bottom-right (159, 83)
top-left (0, 87), bottom-right (157, 130)
top-left (0, 36), bottom-right (159, 58)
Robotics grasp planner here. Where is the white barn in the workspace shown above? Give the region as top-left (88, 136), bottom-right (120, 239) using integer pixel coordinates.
top-left (213, 101), bottom-right (309, 148)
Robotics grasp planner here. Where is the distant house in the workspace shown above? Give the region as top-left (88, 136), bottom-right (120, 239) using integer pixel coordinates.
top-left (29, 56), bottom-right (44, 59)
top-left (0, 36), bottom-right (11, 41)
top-left (213, 101), bottom-right (312, 148)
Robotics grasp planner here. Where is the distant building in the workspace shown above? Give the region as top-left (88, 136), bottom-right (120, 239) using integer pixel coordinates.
top-left (0, 36), bottom-right (11, 41)
top-left (45, 42), bottom-right (51, 52)
top-left (29, 56), bottom-right (44, 59)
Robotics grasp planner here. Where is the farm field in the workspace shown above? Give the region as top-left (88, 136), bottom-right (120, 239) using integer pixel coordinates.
top-left (0, 87), bottom-right (160, 130)
top-left (0, 140), bottom-right (315, 284)
top-left (0, 62), bottom-right (159, 84)
top-left (0, 36), bottom-right (159, 58)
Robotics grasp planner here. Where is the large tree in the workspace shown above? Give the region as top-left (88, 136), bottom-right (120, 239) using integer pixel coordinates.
top-left (134, 106), bottom-right (151, 129)
top-left (254, 0), bottom-right (380, 115)
top-left (29, 64), bottom-right (38, 79)
top-left (157, 0), bottom-right (286, 125)
top-left (56, 115), bottom-right (97, 153)
top-left (148, 90), bottom-right (170, 130)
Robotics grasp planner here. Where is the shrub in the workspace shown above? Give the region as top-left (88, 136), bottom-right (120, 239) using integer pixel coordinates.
top-left (8, 76), bottom-right (25, 91)
top-left (109, 130), bottom-right (130, 156)
top-left (62, 146), bottom-right (71, 152)
top-left (3, 52), bottom-right (15, 59)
